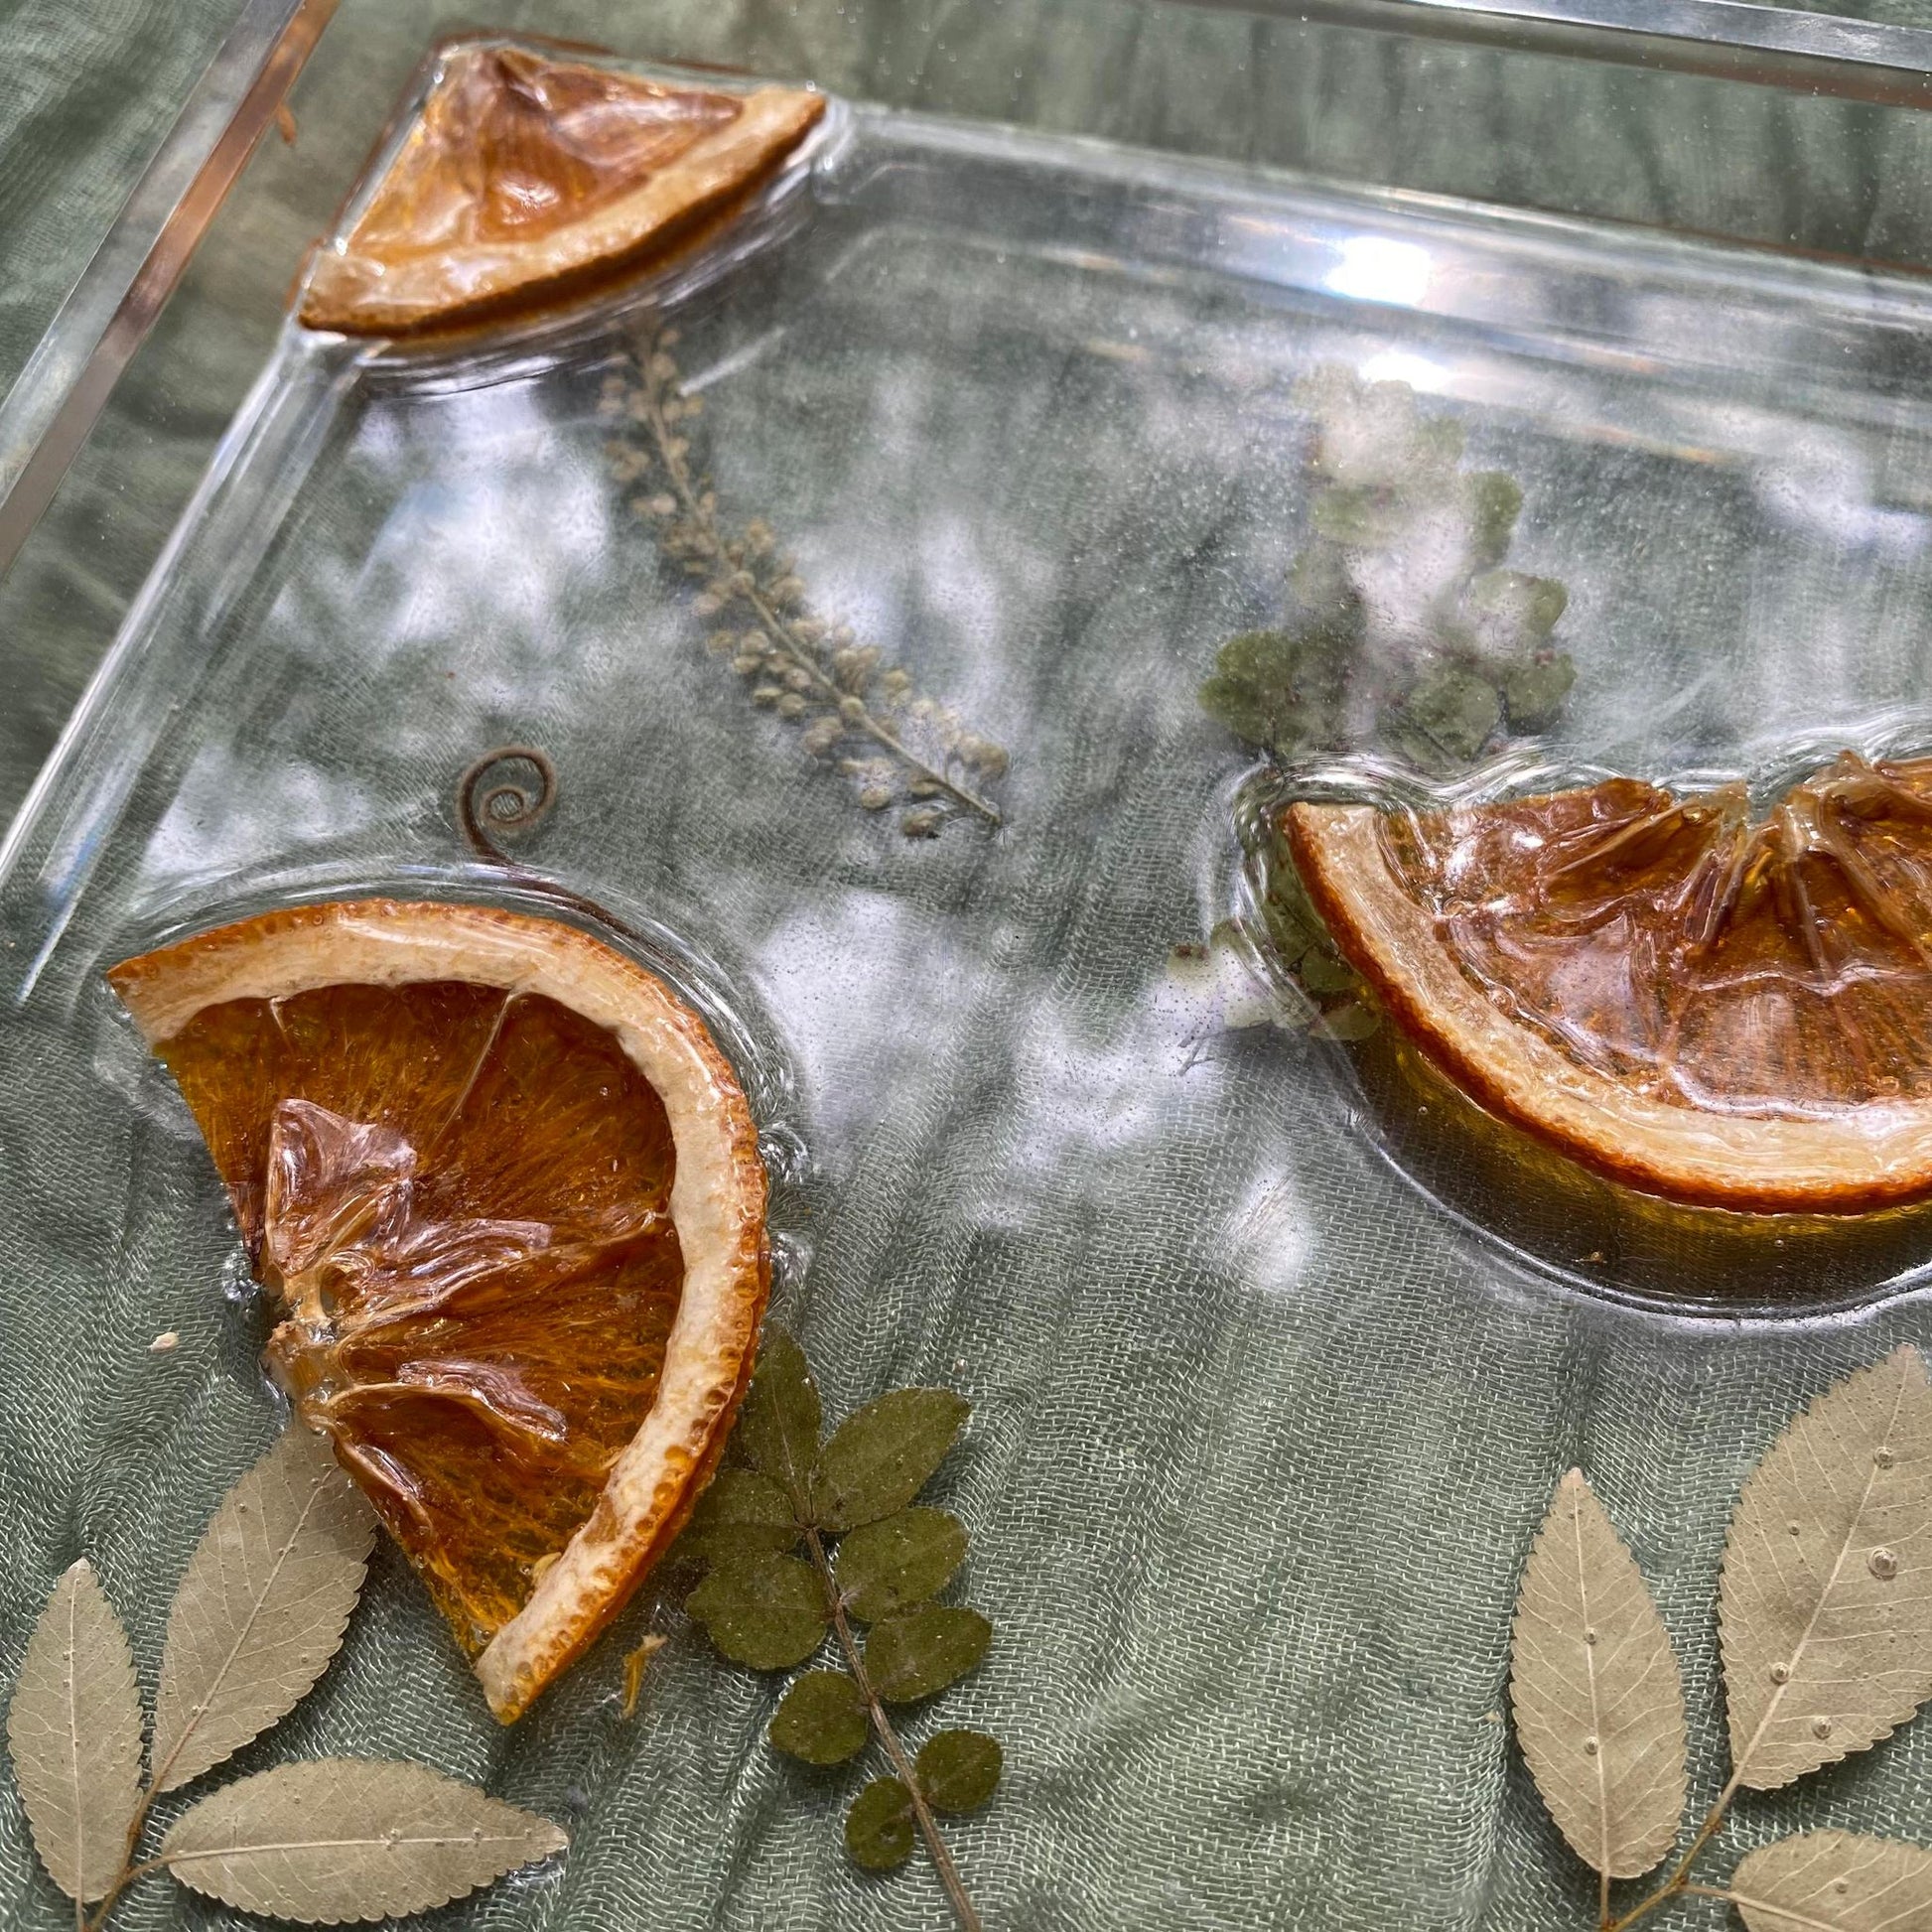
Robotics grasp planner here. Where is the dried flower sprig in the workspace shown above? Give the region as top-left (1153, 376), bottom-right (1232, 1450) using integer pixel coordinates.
top-left (1200, 367), bottom-right (1576, 776)
top-left (1513, 1346), bottom-right (1932, 1931)
top-left (1203, 370), bottom-right (1576, 1040)
top-left (600, 326), bottom-right (1008, 838)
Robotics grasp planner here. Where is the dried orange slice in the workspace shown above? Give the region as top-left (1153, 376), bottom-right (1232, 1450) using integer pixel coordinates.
top-left (300, 46), bottom-right (825, 335)
top-left (108, 898), bottom-right (767, 1720)
top-left (1287, 752), bottom-right (1932, 1213)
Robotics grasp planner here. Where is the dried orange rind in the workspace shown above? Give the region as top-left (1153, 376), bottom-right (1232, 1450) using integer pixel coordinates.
top-left (301, 46), bottom-right (825, 336)
top-left (109, 898), bottom-right (768, 1720)
top-left (1288, 753), bottom-right (1932, 1214)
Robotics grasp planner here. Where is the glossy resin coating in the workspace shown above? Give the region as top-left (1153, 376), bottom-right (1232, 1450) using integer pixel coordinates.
top-left (1291, 754), bottom-right (1932, 1210)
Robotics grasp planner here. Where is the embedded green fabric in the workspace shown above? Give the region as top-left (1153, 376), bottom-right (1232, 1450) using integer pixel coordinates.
top-left (0, 0), bottom-right (245, 405)
top-left (8, 17), bottom-right (1932, 1932)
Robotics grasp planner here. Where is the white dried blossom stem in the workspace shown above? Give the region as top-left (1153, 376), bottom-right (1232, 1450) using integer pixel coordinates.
top-left (606, 332), bottom-right (1005, 832)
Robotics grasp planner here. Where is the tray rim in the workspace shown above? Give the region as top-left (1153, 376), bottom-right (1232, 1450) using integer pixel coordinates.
top-left (7, 0), bottom-right (1932, 617)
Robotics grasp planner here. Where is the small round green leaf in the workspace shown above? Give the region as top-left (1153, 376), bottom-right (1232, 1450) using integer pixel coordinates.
top-left (737, 1334), bottom-right (821, 1502)
top-left (812, 1389), bottom-right (970, 1532)
top-left (1466, 470), bottom-right (1523, 569)
top-left (1397, 664), bottom-right (1502, 766)
top-left (686, 1554), bottom-right (827, 1670)
top-left (676, 1468), bottom-right (801, 1567)
top-left (1499, 650), bottom-right (1578, 733)
top-left (915, 1730), bottom-right (1002, 1814)
top-left (865, 1605), bottom-right (992, 1704)
top-left (845, 1779), bottom-right (916, 1870)
top-left (1311, 1001), bottom-right (1380, 1043)
top-left (769, 1671), bottom-right (869, 1765)
top-left (1296, 945), bottom-right (1357, 996)
top-left (837, 1508), bottom-right (967, 1621)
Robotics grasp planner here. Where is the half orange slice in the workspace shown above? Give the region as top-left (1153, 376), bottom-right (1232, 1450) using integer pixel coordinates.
top-left (109, 898), bottom-right (767, 1720)
top-left (300, 46), bottom-right (825, 336)
top-left (1287, 753), bottom-right (1932, 1213)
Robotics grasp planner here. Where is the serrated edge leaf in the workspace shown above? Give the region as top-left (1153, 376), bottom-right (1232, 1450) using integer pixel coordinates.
top-left (5, 1560), bottom-right (145, 1902)
top-left (837, 1508), bottom-right (968, 1621)
top-left (844, 1778), bottom-right (916, 1870)
top-left (813, 1390), bottom-right (971, 1532)
top-left (865, 1605), bottom-right (994, 1705)
top-left (153, 1428), bottom-right (375, 1792)
top-left (914, 1729), bottom-right (1003, 1814)
top-left (1721, 1346), bottom-right (1932, 1790)
top-left (160, 1758), bottom-right (566, 1924)
top-left (1510, 1469), bottom-right (1688, 1879)
top-left (1729, 1830), bottom-right (1932, 1930)
top-left (769, 1670), bottom-right (869, 1765)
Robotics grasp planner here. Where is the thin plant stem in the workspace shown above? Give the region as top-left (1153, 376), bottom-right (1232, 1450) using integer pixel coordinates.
top-left (457, 744), bottom-right (557, 857)
top-left (83, 1850), bottom-right (172, 1929)
top-left (82, 1770), bottom-right (174, 1931)
top-left (1602, 1775), bottom-right (1741, 1932)
top-left (802, 1527), bottom-right (984, 1932)
top-left (624, 336), bottom-right (1003, 828)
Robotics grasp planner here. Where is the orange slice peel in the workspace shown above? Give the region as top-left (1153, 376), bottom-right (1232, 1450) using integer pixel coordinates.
top-left (1287, 753), bottom-right (1932, 1214)
top-left (300, 45), bottom-right (825, 336)
top-left (109, 898), bottom-right (768, 1720)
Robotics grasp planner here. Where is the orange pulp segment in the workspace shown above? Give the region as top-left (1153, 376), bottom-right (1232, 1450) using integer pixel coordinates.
top-left (1287, 752), bottom-right (1932, 1213)
top-left (108, 899), bottom-right (767, 1719)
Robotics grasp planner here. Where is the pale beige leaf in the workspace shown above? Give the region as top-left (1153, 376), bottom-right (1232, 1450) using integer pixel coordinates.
top-left (1721, 1346), bottom-right (1932, 1790)
top-left (1729, 1830), bottom-right (1932, 1930)
top-left (153, 1428), bottom-right (375, 1792)
top-left (1510, 1467), bottom-right (1688, 1877)
top-left (4, 1560), bottom-right (145, 1902)
top-left (160, 1758), bottom-right (567, 1923)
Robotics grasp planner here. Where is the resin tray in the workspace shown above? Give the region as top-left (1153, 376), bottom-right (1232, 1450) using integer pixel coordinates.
top-left (9, 37), bottom-right (1932, 1932)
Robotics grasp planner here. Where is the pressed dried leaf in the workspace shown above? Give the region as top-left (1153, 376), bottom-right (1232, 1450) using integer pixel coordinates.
top-left (677, 1467), bottom-right (801, 1567)
top-left (768, 1670), bottom-right (869, 1765)
top-left (1311, 1002), bottom-right (1380, 1043)
top-left (1396, 663), bottom-right (1502, 767)
top-left (812, 1390), bottom-right (971, 1533)
top-left (687, 1553), bottom-right (828, 1670)
top-left (160, 1758), bottom-right (566, 1923)
top-left (1729, 1830), bottom-right (1932, 1930)
top-left (837, 1508), bottom-right (967, 1621)
top-left (1721, 1346), bottom-right (1932, 1789)
top-left (738, 1333), bottom-right (821, 1506)
top-left (153, 1429), bottom-right (376, 1792)
top-left (1299, 945), bottom-right (1359, 996)
top-left (845, 1778), bottom-right (916, 1870)
top-left (915, 1729), bottom-right (1002, 1814)
top-left (5, 1561), bottom-right (145, 1902)
top-left (866, 1605), bottom-right (993, 1705)
top-left (1500, 651), bottom-right (1577, 734)
top-left (1510, 1468), bottom-right (1687, 1878)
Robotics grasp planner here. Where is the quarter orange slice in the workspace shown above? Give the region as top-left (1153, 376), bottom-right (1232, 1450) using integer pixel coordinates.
top-left (108, 898), bottom-right (767, 1720)
top-left (1287, 752), bottom-right (1932, 1213)
top-left (300, 46), bottom-right (825, 336)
